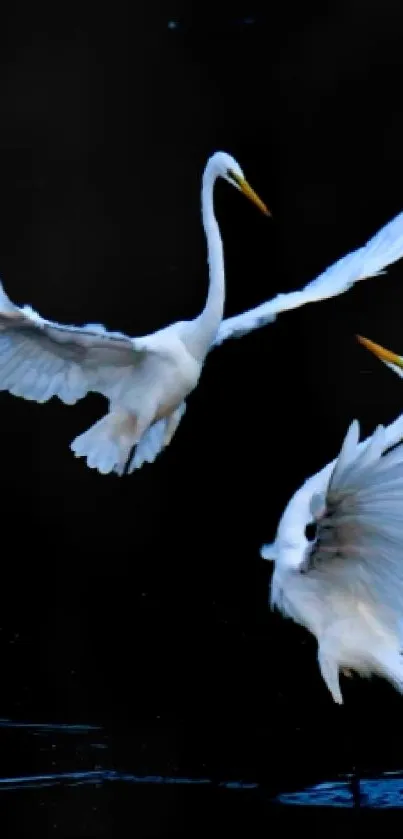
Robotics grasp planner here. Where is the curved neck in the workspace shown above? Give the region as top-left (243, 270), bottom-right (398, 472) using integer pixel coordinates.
top-left (184, 162), bottom-right (226, 361)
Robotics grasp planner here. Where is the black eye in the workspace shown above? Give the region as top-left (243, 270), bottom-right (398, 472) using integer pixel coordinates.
top-left (305, 522), bottom-right (317, 542)
top-left (227, 168), bottom-right (237, 183)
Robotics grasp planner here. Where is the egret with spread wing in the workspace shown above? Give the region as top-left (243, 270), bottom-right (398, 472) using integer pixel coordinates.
top-left (3, 157), bottom-right (403, 477)
top-left (0, 151), bottom-right (269, 476)
top-left (261, 412), bottom-right (403, 704)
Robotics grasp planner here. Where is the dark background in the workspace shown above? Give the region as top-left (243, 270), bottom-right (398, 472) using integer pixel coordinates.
top-left (2, 1), bottom-right (403, 834)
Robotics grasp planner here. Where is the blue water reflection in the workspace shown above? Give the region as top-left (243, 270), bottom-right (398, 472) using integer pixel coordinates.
top-left (0, 719), bottom-right (402, 808)
top-left (276, 772), bottom-right (403, 809)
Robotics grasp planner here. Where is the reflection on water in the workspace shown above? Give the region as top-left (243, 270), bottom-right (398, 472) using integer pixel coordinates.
top-left (276, 771), bottom-right (403, 809)
top-left (0, 718), bottom-right (402, 809)
top-left (0, 719), bottom-right (101, 732)
top-left (0, 768), bottom-right (261, 792)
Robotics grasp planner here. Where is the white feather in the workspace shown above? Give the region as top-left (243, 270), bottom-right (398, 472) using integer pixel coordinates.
top-left (266, 413), bottom-right (403, 704)
top-left (0, 280), bottom-right (147, 405)
top-left (126, 401), bottom-right (187, 473)
top-left (0, 282), bottom-right (199, 475)
top-left (213, 210), bottom-right (403, 345)
top-left (0, 151), bottom-right (266, 475)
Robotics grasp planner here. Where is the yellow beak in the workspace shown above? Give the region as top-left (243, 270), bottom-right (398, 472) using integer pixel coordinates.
top-left (237, 176), bottom-right (271, 217)
top-left (356, 334), bottom-right (403, 368)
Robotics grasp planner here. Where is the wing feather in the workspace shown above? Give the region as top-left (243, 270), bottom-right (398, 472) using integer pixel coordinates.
top-left (305, 421), bottom-right (403, 621)
top-left (0, 281), bottom-right (149, 405)
top-left (213, 210), bottom-right (403, 346)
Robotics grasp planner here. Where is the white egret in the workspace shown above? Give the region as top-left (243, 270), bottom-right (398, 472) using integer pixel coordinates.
top-left (261, 412), bottom-right (403, 704)
top-left (0, 151), bottom-right (269, 476)
top-left (2, 154), bottom-right (403, 477)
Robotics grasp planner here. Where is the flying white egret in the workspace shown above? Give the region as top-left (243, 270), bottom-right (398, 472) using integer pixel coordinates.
top-left (2, 154), bottom-right (403, 476)
top-left (261, 412), bottom-right (403, 704)
top-left (0, 151), bottom-right (270, 476)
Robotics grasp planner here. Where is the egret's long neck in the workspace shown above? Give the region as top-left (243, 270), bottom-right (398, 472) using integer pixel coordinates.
top-left (184, 164), bottom-right (225, 361)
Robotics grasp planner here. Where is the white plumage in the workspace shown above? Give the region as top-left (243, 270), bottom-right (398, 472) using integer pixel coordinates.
top-left (262, 412), bottom-right (403, 704)
top-left (0, 151), bottom-right (269, 476)
top-left (0, 291), bottom-right (201, 476)
top-left (2, 152), bottom-right (403, 475)
top-left (213, 208), bottom-right (403, 345)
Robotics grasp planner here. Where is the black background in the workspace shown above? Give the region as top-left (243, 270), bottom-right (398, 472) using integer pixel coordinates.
top-left (2, 2), bottom-right (403, 834)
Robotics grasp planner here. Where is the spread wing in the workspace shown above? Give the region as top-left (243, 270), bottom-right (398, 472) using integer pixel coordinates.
top-left (304, 420), bottom-right (403, 623)
top-left (213, 210), bottom-right (403, 346)
top-left (0, 281), bottom-right (154, 405)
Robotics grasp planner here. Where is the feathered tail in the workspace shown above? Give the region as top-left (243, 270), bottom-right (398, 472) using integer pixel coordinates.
top-left (71, 410), bottom-right (137, 475)
top-left (126, 402), bottom-right (186, 474)
top-left (71, 403), bottom-right (187, 476)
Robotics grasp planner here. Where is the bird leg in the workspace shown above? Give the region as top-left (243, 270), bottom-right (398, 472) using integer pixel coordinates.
top-left (113, 409), bottom-right (156, 476)
top-left (344, 705), bottom-right (363, 811)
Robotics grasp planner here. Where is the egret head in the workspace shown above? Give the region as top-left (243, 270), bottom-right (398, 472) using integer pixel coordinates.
top-left (260, 468), bottom-right (330, 573)
top-left (206, 151), bottom-right (271, 217)
top-left (356, 334), bottom-right (403, 379)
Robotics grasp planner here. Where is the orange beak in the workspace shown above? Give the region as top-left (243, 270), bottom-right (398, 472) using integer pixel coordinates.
top-left (236, 176), bottom-right (271, 217)
top-left (356, 334), bottom-right (403, 368)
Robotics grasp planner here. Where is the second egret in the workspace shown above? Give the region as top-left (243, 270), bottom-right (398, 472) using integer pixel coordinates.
top-left (261, 413), bottom-right (403, 704)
